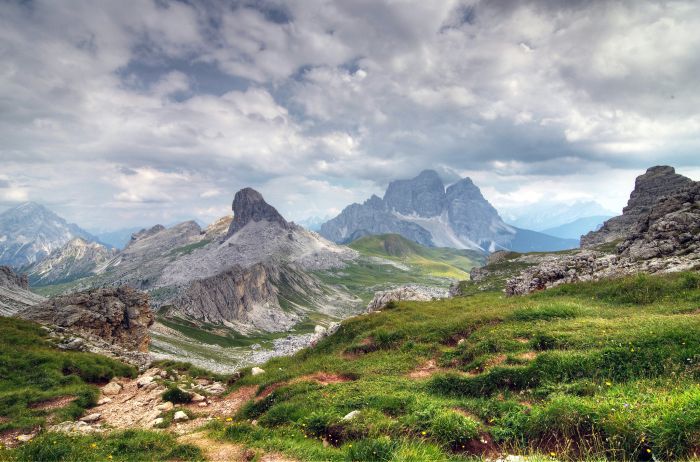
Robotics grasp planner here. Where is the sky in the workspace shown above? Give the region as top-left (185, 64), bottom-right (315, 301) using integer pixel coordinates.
top-left (1, 0), bottom-right (699, 232)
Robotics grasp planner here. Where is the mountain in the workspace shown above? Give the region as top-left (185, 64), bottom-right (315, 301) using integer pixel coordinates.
top-left (502, 200), bottom-right (615, 231)
top-left (25, 237), bottom-right (116, 286)
top-left (0, 265), bottom-right (45, 316)
top-left (540, 215), bottom-right (612, 240)
top-left (582, 166), bottom-right (696, 248)
top-left (0, 202), bottom-right (102, 268)
top-left (296, 215), bottom-right (331, 232)
top-left (320, 170), bottom-right (578, 253)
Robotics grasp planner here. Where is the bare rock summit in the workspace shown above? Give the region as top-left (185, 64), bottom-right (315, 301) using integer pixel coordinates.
top-left (227, 188), bottom-right (290, 237)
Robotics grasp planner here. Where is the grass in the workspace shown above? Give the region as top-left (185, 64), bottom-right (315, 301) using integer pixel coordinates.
top-left (0, 429), bottom-right (203, 461)
top-left (349, 234), bottom-right (483, 280)
top-left (0, 317), bottom-right (136, 433)
top-left (208, 271), bottom-right (700, 461)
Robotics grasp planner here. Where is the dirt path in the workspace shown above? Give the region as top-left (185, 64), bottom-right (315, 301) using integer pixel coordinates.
top-left (179, 431), bottom-right (296, 462)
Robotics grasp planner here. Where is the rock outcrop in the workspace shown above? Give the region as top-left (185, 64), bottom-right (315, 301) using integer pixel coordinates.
top-left (0, 265), bottom-right (45, 316)
top-left (504, 168), bottom-right (699, 295)
top-left (366, 285), bottom-right (450, 311)
top-left (227, 188), bottom-right (290, 237)
top-left (18, 286), bottom-right (154, 352)
top-left (320, 170), bottom-right (577, 253)
top-left (0, 202), bottom-right (102, 268)
top-left (581, 166), bottom-right (694, 247)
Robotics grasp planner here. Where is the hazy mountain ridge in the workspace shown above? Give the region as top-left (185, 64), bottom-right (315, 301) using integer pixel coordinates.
top-left (0, 202), bottom-right (103, 268)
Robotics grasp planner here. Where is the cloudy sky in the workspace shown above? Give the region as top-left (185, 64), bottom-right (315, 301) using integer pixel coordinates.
top-left (1, 0), bottom-right (699, 231)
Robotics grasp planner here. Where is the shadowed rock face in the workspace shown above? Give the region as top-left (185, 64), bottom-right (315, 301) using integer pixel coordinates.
top-left (581, 166), bottom-right (695, 248)
top-left (227, 188), bottom-right (290, 237)
top-left (384, 170), bottom-right (446, 218)
top-left (0, 265), bottom-right (45, 316)
top-left (18, 287), bottom-right (154, 352)
top-left (0, 265), bottom-right (28, 290)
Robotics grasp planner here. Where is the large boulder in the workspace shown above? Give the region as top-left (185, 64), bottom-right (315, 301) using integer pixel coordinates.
top-left (18, 286), bottom-right (154, 352)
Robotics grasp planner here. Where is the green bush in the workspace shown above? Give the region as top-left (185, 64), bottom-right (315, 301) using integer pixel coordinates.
top-left (429, 410), bottom-right (480, 450)
top-left (346, 436), bottom-right (397, 461)
top-left (162, 386), bottom-right (192, 404)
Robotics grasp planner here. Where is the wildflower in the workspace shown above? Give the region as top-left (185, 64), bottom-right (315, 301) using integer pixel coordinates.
top-left (91, 443), bottom-right (97, 449)
top-left (646, 449), bottom-right (652, 453)
top-left (226, 417), bottom-right (233, 422)
top-left (108, 456), bottom-right (113, 460)
top-left (605, 381), bottom-right (612, 386)
top-left (550, 452), bottom-right (556, 457)
top-left (421, 431), bottom-right (426, 435)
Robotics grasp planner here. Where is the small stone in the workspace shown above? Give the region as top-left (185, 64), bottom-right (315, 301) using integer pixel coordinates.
top-left (97, 398), bottom-right (112, 405)
top-left (136, 376), bottom-right (154, 388)
top-left (173, 411), bottom-right (189, 422)
top-left (197, 402), bottom-right (208, 408)
top-left (145, 381), bottom-right (159, 391)
top-left (16, 434), bottom-right (34, 443)
top-left (457, 338), bottom-right (466, 346)
top-left (191, 393), bottom-right (205, 402)
top-left (157, 402), bottom-right (174, 411)
top-left (152, 418), bottom-right (164, 427)
top-left (342, 410), bottom-right (360, 421)
top-left (159, 370), bottom-right (167, 378)
top-left (80, 413), bottom-right (101, 423)
top-left (207, 383), bottom-right (225, 394)
top-left (251, 419), bottom-right (258, 426)
top-left (251, 367), bottom-right (265, 376)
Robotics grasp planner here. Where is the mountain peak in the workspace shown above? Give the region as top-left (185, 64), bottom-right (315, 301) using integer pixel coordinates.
top-left (384, 169), bottom-right (446, 217)
top-left (227, 188), bottom-right (289, 236)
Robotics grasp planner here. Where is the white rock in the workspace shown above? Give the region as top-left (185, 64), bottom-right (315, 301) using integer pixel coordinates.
top-left (97, 398), bottom-right (112, 405)
top-left (136, 376), bottom-right (154, 388)
top-left (342, 410), bottom-right (360, 421)
top-left (191, 393), bottom-right (205, 402)
top-left (197, 402), bottom-right (208, 407)
top-left (16, 434), bottom-right (34, 442)
top-left (102, 381), bottom-right (122, 396)
top-left (152, 418), bottom-right (164, 427)
top-left (206, 383), bottom-right (225, 394)
top-left (251, 367), bottom-right (265, 376)
top-left (173, 411), bottom-right (189, 422)
top-left (157, 401), bottom-right (174, 411)
top-left (80, 413), bottom-right (101, 423)
top-left (457, 339), bottom-right (466, 346)
top-left (314, 325), bottom-right (326, 335)
top-left (160, 370), bottom-right (168, 378)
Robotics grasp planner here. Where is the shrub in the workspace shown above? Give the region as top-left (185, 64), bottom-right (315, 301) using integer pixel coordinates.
top-left (346, 436), bottom-right (397, 461)
top-left (162, 386), bottom-right (192, 404)
top-left (258, 402), bottom-right (305, 427)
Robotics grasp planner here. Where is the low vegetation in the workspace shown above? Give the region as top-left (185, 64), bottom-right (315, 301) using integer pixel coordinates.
top-left (0, 317), bottom-right (135, 433)
top-left (209, 271), bottom-right (700, 461)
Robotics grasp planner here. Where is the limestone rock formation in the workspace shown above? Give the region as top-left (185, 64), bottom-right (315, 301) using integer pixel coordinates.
top-left (504, 171), bottom-right (699, 296)
top-left (18, 286), bottom-right (154, 352)
top-left (582, 166), bottom-right (695, 247)
top-left (367, 285), bottom-right (450, 311)
top-left (320, 170), bottom-right (577, 252)
top-left (0, 265), bottom-right (45, 316)
top-left (227, 188), bottom-right (290, 237)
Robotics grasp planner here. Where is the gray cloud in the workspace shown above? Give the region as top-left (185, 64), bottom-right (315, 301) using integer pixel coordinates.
top-left (0, 0), bottom-right (698, 230)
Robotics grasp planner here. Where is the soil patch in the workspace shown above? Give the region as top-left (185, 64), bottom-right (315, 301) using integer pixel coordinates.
top-left (408, 359), bottom-right (449, 379)
top-left (29, 395), bottom-right (77, 411)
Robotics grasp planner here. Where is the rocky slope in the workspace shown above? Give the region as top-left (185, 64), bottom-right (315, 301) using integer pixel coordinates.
top-left (320, 170), bottom-right (577, 253)
top-left (0, 202), bottom-right (102, 268)
top-left (25, 237), bottom-right (116, 286)
top-left (0, 265), bottom-right (45, 316)
top-left (17, 286), bottom-right (154, 367)
top-left (581, 166), bottom-right (694, 247)
top-left (503, 167), bottom-right (699, 295)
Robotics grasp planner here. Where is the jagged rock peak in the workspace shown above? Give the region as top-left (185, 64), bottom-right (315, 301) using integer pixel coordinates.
top-left (384, 169), bottom-right (446, 217)
top-left (130, 225), bottom-right (166, 242)
top-left (227, 188), bottom-right (289, 236)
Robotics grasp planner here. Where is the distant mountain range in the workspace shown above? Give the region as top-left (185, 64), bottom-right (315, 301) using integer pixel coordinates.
top-left (0, 202), bottom-right (104, 268)
top-left (319, 170), bottom-right (578, 253)
top-left (501, 200), bottom-right (615, 231)
top-left (541, 215), bottom-right (611, 240)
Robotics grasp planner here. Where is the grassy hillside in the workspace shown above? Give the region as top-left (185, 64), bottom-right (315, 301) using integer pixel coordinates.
top-left (349, 234), bottom-right (484, 280)
top-left (209, 271), bottom-right (700, 461)
top-left (0, 317), bottom-right (201, 460)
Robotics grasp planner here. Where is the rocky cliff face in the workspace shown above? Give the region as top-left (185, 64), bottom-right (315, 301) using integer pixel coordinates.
top-left (26, 237), bottom-right (116, 286)
top-left (18, 286), bottom-right (154, 352)
top-left (320, 170), bottom-right (577, 253)
top-left (227, 187), bottom-right (290, 237)
top-left (0, 202), bottom-right (102, 268)
top-left (504, 170), bottom-right (699, 295)
top-left (581, 166), bottom-right (694, 248)
top-left (0, 265), bottom-right (45, 316)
